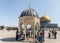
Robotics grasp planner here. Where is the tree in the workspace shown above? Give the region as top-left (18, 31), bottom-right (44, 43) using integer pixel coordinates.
top-left (0, 25), bottom-right (4, 30)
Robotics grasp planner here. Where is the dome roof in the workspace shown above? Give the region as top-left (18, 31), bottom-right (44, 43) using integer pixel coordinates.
top-left (40, 15), bottom-right (51, 22)
top-left (20, 8), bottom-right (39, 18)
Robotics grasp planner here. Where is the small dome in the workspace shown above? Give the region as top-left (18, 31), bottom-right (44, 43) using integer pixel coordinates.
top-left (40, 15), bottom-right (51, 22)
top-left (20, 8), bottom-right (39, 18)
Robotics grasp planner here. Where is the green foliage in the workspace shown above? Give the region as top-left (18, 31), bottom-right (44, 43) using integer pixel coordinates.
top-left (0, 26), bottom-right (4, 30)
top-left (6, 27), bottom-right (18, 30)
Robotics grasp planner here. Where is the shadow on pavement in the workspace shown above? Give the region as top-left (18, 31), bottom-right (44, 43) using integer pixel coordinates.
top-left (0, 37), bottom-right (16, 42)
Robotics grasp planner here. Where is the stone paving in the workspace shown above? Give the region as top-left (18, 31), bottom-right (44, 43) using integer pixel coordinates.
top-left (0, 30), bottom-right (60, 43)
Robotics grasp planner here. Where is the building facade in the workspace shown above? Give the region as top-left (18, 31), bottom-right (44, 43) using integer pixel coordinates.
top-left (40, 15), bottom-right (58, 30)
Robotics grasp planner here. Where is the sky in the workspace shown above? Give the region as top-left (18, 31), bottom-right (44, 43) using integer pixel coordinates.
top-left (0, 0), bottom-right (60, 27)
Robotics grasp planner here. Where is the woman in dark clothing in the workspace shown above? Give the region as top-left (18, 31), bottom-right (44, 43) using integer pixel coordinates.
top-left (38, 30), bottom-right (44, 43)
top-left (18, 33), bottom-right (23, 41)
top-left (48, 31), bottom-right (51, 38)
top-left (54, 31), bottom-right (57, 39)
top-left (16, 30), bottom-right (18, 41)
top-left (42, 30), bottom-right (45, 42)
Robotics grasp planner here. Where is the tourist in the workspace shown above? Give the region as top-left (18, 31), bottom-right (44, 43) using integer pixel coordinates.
top-left (26, 30), bottom-right (29, 37)
top-left (54, 30), bottom-right (57, 39)
top-left (38, 30), bottom-right (44, 43)
top-left (48, 31), bottom-right (51, 38)
top-left (18, 33), bottom-right (23, 41)
top-left (42, 30), bottom-right (45, 38)
top-left (16, 29), bottom-right (18, 41)
top-left (52, 30), bottom-right (54, 38)
top-left (42, 30), bottom-right (45, 42)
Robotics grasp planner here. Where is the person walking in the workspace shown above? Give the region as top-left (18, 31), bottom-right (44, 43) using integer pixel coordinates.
top-left (52, 30), bottom-right (54, 38)
top-left (48, 31), bottom-right (51, 38)
top-left (54, 30), bottom-right (57, 39)
top-left (38, 30), bottom-right (44, 43)
top-left (16, 29), bottom-right (18, 41)
top-left (42, 30), bottom-right (45, 42)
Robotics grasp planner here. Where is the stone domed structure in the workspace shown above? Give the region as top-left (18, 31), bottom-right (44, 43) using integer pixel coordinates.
top-left (18, 8), bottom-right (40, 40)
top-left (40, 15), bottom-right (51, 22)
top-left (20, 8), bottom-right (39, 18)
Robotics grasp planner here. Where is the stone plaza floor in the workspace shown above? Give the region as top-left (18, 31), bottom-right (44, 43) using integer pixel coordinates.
top-left (0, 30), bottom-right (60, 43)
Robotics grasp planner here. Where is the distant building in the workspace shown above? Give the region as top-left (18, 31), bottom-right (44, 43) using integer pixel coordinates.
top-left (40, 15), bottom-right (58, 30)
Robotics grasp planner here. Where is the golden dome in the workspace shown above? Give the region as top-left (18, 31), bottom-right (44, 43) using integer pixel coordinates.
top-left (40, 15), bottom-right (51, 22)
